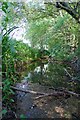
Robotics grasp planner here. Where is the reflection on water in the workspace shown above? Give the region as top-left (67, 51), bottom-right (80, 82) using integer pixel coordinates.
top-left (15, 61), bottom-right (80, 118)
top-left (21, 61), bottom-right (80, 93)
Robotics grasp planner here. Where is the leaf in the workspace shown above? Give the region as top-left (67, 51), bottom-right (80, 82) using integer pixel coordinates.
top-left (20, 114), bottom-right (26, 119)
top-left (2, 109), bottom-right (7, 115)
top-left (54, 15), bottom-right (67, 30)
top-left (10, 99), bottom-right (14, 102)
top-left (10, 89), bottom-right (15, 94)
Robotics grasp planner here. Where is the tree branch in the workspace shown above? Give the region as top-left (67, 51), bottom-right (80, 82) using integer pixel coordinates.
top-left (44, 2), bottom-right (80, 23)
top-left (56, 2), bottom-right (80, 23)
top-left (11, 86), bottom-right (80, 99)
top-left (3, 26), bottom-right (19, 36)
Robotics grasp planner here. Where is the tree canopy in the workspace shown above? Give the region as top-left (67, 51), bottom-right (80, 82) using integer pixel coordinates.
top-left (1, 1), bottom-right (80, 119)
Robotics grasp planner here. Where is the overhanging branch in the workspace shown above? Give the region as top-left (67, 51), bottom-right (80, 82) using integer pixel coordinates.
top-left (3, 26), bottom-right (19, 37)
top-left (44, 1), bottom-right (80, 24)
top-left (56, 2), bottom-right (80, 23)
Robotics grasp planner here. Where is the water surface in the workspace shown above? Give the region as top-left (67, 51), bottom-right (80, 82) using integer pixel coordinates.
top-left (15, 61), bottom-right (80, 118)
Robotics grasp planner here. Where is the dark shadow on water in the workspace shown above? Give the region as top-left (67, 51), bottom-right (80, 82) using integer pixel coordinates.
top-left (14, 61), bottom-right (80, 118)
top-left (16, 92), bottom-right (48, 118)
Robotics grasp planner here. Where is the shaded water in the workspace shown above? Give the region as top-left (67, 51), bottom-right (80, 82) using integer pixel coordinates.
top-left (15, 61), bottom-right (80, 118)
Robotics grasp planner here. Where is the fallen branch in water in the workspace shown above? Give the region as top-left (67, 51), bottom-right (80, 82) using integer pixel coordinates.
top-left (11, 86), bottom-right (67, 97)
top-left (11, 86), bottom-right (80, 99)
top-left (11, 86), bottom-right (46, 95)
top-left (35, 90), bottom-right (80, 99)
top-left (34, 92), bottom-right (65, 99)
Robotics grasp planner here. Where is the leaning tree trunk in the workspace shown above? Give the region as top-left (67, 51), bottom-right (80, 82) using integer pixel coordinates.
top-left (77, 27), bottom-right (80, 73)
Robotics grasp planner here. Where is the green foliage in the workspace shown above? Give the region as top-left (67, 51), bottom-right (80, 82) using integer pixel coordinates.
top-left (28, 13), bottom-right (73, 60)
top-left (54, 15), bottom-right (68, 30)
top-left (2, 36), bottom-right (16, 105)
top-left (20, 114), bottom-right (26, 119)
top-left (2, 35), bottom-right (42, 105)
top-left (1, 2), bottom-right (80, 115)
top-left (2, 109), bottom-right (7, 115)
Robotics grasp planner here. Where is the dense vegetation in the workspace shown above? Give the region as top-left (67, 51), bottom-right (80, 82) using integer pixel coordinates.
top-left (1, 1), bottom-right (80, 119)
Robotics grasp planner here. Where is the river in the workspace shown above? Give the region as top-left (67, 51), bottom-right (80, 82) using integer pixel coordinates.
top-left (14, 61), bottom-right (80, 118)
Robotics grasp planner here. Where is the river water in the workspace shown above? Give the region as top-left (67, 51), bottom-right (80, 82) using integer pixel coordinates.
top-left (15, 61), bottom-right (80, 118)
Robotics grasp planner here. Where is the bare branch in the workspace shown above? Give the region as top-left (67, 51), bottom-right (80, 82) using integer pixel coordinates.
top-left (3, 26), bottom-right (19, 37)
top-left (11, 86), bottom-right (80, 99)
top-left (44, 1), bottom-right (80, 23)
top-left (56, 2), bottom-right (80, 23)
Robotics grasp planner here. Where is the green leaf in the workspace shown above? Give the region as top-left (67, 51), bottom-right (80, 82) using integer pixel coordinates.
top-left (10, 89), bottom-right (15, 94)
top-left (20, 114), bottom-right (26, 119)
top-left (2, 109), bottom-right (7, 115)
top-left (10, 99), bottom-right (14, 102)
